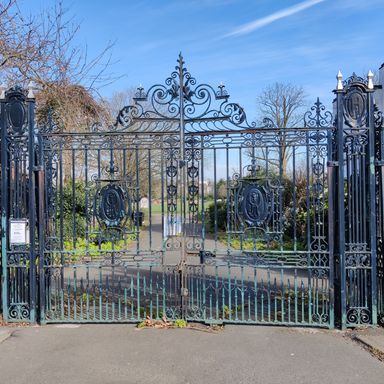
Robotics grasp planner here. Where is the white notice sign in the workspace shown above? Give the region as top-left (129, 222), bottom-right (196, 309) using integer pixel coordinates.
top-left (10, 219), bottom-right (29, 244)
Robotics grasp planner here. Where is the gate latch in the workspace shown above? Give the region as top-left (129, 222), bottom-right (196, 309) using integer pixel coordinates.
top-left (199, 250), bottom-right (216, 264)
top-left (181, 288), bottom-right (189, 297)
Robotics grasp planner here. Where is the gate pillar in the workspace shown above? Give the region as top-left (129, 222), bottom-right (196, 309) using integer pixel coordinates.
top-left (0, 85), bottom-right (38, 323)
top-left (333, 72), bottom-right (377, 328)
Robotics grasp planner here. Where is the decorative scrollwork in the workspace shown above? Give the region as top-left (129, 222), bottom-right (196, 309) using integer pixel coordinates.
top-left (186, 238), bottom-right (202, 252)
top-left (165, 306), bottom-right (181, 320)
top-left (39, 107), bottom-right (63, 133)
top-left (262, 117), bottom-right (276, 129)
top-left (311, 267), bottom-right (328, 278)
top-left (8, 252), bottom-right (29, 266)
top-left (378, 312), bottom-right (384, 326)
top-left (374, 104), bottom-right (383, 128)
top-left (113, 53), bottom-right (259, 133)
top-left (344, 131), bottom-right (368, 155)
top-left (165, 237), bottom-right (182, 250)
top-left (186, 305), bottom-right (205, 319)
top-left (346, 307), bottom-right (371, 324)
top-left (343, 72), bottom-right (367, 87)
top-left (312, 313), bottom-right (329, 324)
top-left (115, 104), bottom-right (142, 130)
top-left (9, 303), bottom-right (30, 320)
top-left (345, 252), bottom-right (371, 267)
top-left (304, 98), bottom-right (333, 128)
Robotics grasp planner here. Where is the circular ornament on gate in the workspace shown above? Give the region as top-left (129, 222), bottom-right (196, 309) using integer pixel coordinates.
top-left (343, 89), bottom-right (366, 127)
top-left (96, 184), bottom-right (131, 228)
top-left (239, 183), bottom-right (272, 227)
top-left (166, 165), bottom-right (178, 178)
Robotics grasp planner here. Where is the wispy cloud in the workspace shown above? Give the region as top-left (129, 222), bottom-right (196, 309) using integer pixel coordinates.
top-left (223, 0), bottom-right (325, 38)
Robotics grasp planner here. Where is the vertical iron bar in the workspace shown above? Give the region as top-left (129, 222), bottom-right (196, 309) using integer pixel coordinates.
top-left (368, 90), bottom-right (378, 324)
top-left (0, 93), bottom-right (8, 320)
top-left (37, 166), bottom-right (45, 322)
top-left (327, 162), bottom-right (336, 329)
top-left (27, 94), bottom-right (36, 322)
top-left (148, 149), bottom-right (152, 249)
top-left (336, 87), bottom-right (346, 329)
top-left (178, 53), bottom-right (187, 318)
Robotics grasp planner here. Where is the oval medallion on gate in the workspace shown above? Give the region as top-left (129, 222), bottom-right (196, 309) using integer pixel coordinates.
top-left (240, 184), bottom-right (272, 227)
top-left (7, 99), bottom-right (27, 134)
top-left (344, 90), bottom-right (366, 127)
top-left (96, 184), bottom-right (131, 228)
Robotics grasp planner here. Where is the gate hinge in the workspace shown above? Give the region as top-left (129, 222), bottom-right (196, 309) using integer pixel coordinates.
top-left (375, 160), bottom-right (384, 167)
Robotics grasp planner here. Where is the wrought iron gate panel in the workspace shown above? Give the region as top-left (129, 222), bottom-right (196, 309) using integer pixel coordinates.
top-left (39, 128), bottom-right (185, 322)
top-left (1, 56), bottom-right (383, 328)
top-left (184, 265), bottom-right (331, 325)
top-left (181, 114), bottom-right (333, 326)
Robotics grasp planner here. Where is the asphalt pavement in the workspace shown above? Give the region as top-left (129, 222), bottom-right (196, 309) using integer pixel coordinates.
top-left (0, 324), bottom-right (383, 384)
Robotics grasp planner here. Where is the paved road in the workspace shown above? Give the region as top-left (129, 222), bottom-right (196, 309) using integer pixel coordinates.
top-left (0, 325), bottom-right (383, 384)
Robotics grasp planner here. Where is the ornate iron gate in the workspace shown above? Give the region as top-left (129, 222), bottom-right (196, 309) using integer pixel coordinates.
top-left (1, 56), bottom-right (383, 328)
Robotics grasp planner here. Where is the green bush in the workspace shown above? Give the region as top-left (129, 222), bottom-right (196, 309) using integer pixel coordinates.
top-left (60, 179), bottom-right (89, 240)
top-left (174, 319), bottom-right (187, 328)
top-left (207, 200), bottom-right (228, 232)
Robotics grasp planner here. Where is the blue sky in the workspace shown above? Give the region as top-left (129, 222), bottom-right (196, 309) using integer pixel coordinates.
top-left (22, 0), bottom-right (384, 118)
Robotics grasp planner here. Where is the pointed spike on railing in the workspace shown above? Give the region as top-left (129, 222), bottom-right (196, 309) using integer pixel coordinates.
top-left (178, 51), bottom-right (184, 67)
top-left (367, 70), bottom-right (374, 90)
top-left (336, 70), bottom-right (343, 91)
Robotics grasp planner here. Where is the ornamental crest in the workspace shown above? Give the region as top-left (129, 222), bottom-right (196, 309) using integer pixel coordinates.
top-left (343, 88), bottom-right (367, 128)
top-left (237, 181), bottom-right (273, 229)
top-left (94, 184), bottom-right (131, 228)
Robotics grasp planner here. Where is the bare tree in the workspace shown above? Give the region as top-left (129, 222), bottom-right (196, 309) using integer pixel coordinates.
top-left (256, 82), bottom-right (306, 176)
top-left (0, 0), bottom-right (120, 185)
top-left (0, 1), bottom-right (115, 130)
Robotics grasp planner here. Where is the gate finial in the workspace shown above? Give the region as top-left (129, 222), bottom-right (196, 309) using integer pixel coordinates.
top-left (367, 70), bottom-right (374, 90)
top-left (0, 83), bottom-right (5, 99)
top-left (336, 70), bottom-right (343, 91)
top-left (178, 52), bottom-right (184, 67)
top-left (27, 81), bottom-right (35, 99)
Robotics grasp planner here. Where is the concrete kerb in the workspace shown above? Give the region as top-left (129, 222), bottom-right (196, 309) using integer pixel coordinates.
top-left (0, 328), bottom-right (12, 344)
top-left (349, 327), bottom-right (384, 361)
